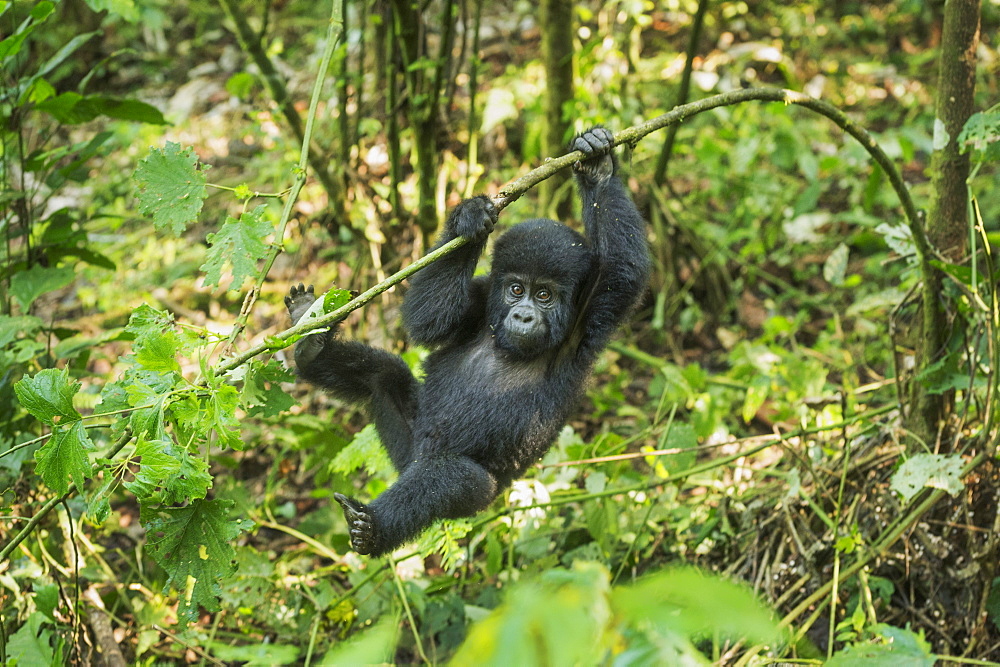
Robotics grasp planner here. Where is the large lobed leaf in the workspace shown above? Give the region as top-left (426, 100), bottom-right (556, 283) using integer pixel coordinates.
top-left (14, 368), bottom-right (93, 494)
top-left (200, 205), bottom-right (273, 291)
top-left (133, 142), bottom-right (208, 236)
top-left (141, 499), bottom-right (253, 624)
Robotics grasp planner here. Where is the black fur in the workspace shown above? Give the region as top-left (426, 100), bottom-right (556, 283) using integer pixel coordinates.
top-left (286, 127), bottom-right (649, 556)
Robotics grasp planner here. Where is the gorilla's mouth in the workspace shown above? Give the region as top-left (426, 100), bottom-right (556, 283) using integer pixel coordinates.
top-left (506, 318), bottom-right (547, 343)
top-left (501, 327), bottom-right (549, 358)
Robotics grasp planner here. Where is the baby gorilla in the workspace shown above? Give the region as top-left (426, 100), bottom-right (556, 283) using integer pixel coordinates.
top-left (286, 127), bottom-right (648, 556)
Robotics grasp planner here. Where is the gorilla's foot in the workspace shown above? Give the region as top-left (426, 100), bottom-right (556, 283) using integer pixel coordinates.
top-left (334, 493), bottom-right (377, 555)
top-left (284, 283), bottom-right (317, 323)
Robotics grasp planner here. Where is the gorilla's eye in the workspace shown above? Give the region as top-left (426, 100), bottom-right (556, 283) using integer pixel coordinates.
top-left (509, 283), bottom-right (525, 297)
top-left (536, 290), bottom-right (551, 302)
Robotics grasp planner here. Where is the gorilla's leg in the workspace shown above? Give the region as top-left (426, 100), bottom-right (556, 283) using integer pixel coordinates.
top-left (335, 456), bottom-right (498, 556)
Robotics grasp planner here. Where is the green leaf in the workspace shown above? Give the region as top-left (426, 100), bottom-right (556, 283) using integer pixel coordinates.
top-left (31, 30), bottom-right (99, 82)
top-left (126, 303), bottom-right (173, 338)
top-left (86, 473), bottom-right (117, 524)
top-left (0, 2), bottom-right (54, 63)
top-left (200, 205), bottom-right (272, 290)
top-left (5, 612), bottom-right (55, 667)
top-left (613, 566), bottom-right (780, 645)
top-left (827, 623), bottom-right (934, 666)
top-left (82, 0), bottom-right (139, 22)
top-left (0, 315), bottom-right (43, 347)
top-left (31, 1), bottom-right (55, 20)
top-left (225, 72), bottom-right (257, 99)
top-left (125, 437), bottom-right (211, 504)
top-left (323, 288), bottom-right (353, 311)
top-left (34, 421), bottom-right (94, 494)
top-left (133, 143), bottom-right (208, 236)
top-left (823, 242), bottom-right (849, 286)
top-left (958, 110), bottom-right (1000, 161)
top-left (141, 499), bottom-right (253, 624)
top-left (453, 562), bottom-right (612, 665)
top-left (742, 376), bottom-right (770, 423)
top-left (133, 331), bottom-right (181, 373)
top-left (317, 618), bottom-right (397, 665)
top-left (210, 643), bottom-right (300, 665)
top-left (890, 454), bottom-right (965, 503)
top-left (207, 383), bottom-right (243, 450)
top-left (125, 304), bottom-right (181, 372)
top-left (121, 369), bottom-right (178, 440)
top-left (239, 358), bottom-right (295, 418)
top-left (35, 93), bottom-right (166, 125)
top-left (33, 582), bottom-right (59, 620)
top-left (417, 519), bottom-right (472, 571)
top-left (23, 76), bottom-right (56, 104)
top-left (875, 222), bottom-right (915, 259)
top-left (9, 265), bottom-right (75, 311)
top-left (124, 438), bottom-right (181, 501)
top-left (14, 368), bottom-right (81, 426)
top-left (330, 424), bottom-right (393, 478)
top-left (986, 577), bottom-right (1000, 632)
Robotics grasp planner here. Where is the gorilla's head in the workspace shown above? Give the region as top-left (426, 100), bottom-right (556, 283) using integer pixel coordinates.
top-left (487, 219), bottom-right (595, 358)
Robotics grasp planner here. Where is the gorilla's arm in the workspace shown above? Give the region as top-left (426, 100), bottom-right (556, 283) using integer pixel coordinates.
top-left (402, 195), bottom-right (497, 346)
top-left (572, 128), bottom-right (650, 356)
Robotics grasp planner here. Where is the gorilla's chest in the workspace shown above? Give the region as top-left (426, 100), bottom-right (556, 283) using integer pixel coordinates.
top-left (419, 338), bottom-right (554, 417)
top-left (459, 340), bottom-right (548, 392)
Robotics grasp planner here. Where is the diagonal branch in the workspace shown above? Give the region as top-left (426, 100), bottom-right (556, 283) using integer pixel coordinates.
top-left (219, 86), bottom-right (925, 374)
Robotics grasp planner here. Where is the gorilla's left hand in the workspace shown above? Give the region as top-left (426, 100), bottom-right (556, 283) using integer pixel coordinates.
top-left (572, 126), bottom-right (616, 183)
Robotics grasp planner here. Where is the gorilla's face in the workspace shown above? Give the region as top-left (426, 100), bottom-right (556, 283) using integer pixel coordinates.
top-left (487, 220), bottom-right (594, 360)
top-left (490, 273), bottom-right (574, 358)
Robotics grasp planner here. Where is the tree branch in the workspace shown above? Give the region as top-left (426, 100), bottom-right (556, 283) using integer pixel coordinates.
top-left (221, 86), bottom-right (925, 374)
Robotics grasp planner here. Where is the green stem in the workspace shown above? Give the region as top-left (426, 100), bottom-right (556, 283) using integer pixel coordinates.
top-left (225, 3), bottom-right (344, 347)
top-left (653, 0), bottom-right (708, 185)
top-left (388, 555), bottom-right (430, 664)
top-left (216, 0), bottom-right (346, 217)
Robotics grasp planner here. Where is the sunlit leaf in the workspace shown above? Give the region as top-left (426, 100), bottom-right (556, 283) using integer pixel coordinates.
top-left (823, 242), bottom-right (849, 286)
top-left (14, 368), bottom-right (82, 428)
top-left (614, 566), bottom-right (780, 645)
top-left (330, 424), bottom-right (393, 478)
top-left (82, 0), bottom-right (139, 22)
top-left (827, 623), bottom-right (933, 666)
top-left (317, 618), bottom-right (397, 666)
top-left (453, 562), bottom-right (613, 666)
top-left (890, 454), bottom-right (964, 503)
top-left (958, 110), bottom-right (1000, 161)
top-left (200, 205), bottom-right (273, 290)
top-left (34, 421), bottom-right (94, 494)
top-left (133, 142), bottom-right (208, 236)
top-left (207, 383), bottom-right (243, 450)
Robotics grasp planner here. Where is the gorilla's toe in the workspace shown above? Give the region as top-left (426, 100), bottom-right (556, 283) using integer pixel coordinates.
top-left (335, 493), bottom-right (377, 555)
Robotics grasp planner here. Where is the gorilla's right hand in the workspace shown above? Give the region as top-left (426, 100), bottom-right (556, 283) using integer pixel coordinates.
top-left (285, 283), bottom-right (317, 325)
top-left (572, 126), bottom-right (616, 184)
top-left (448, 195), bottom-right (497, 242)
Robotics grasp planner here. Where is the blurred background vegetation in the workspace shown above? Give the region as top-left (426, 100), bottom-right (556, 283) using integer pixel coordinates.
top-left (2, 0), bottom-right (1000, 663)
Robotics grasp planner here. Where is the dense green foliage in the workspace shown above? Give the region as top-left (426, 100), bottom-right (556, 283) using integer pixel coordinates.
top-left (2, 0), bottom-right (1000, 664)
